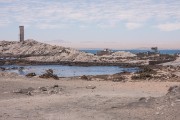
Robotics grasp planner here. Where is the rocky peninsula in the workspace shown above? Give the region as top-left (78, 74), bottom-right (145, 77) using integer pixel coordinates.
top-left (0, 39), bottom-right (178, 67)
top-left (0, 40), bottom-right (149, 66)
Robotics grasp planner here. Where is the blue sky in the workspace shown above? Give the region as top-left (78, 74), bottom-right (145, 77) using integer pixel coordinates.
top-left (0, 0), bottom-right (180, 49)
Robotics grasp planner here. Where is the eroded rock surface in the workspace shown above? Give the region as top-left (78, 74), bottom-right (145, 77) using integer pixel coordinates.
top-left (0, 40), bottom-right (147, 65)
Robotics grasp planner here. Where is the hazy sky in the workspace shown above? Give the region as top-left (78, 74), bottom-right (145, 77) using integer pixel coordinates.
top-left (0, 0), bottom-right (180, 49)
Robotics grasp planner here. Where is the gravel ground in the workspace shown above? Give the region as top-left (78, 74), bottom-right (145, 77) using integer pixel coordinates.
top-left (0, 73), bottom-right (180, 120)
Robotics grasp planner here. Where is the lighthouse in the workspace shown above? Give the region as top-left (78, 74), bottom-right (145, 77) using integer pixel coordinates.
top-left (19, 26), bottom-right (24, 42)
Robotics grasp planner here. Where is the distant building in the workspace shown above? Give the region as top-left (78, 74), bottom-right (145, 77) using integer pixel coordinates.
top-left (136, 47), bottom-right (160, 57)
top-left (145, 47), bottom-right (159, 55)
top-left (97, 48), bottom-right (113, 56)
top-left (19, 26), bottom-right (24, 42)
top-left (151, 47), bottom-right (158, 53)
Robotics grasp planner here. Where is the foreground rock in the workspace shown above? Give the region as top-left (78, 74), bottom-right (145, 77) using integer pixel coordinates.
top-left (39, 69), bottom-right (59, 80)
top-left (26, 73), bottom-right (36, 78)
top-left (86, 85), bottom-right (96, 89)
top-left (13, 85), bottom-right (63, 96)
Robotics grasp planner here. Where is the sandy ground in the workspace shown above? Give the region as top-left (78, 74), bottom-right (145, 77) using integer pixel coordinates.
top-left (0, 74), bottom-right (180, 120)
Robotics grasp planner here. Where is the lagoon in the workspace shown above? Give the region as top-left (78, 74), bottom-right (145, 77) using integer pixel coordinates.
top-left (2, 65), bottom-right (138, 77)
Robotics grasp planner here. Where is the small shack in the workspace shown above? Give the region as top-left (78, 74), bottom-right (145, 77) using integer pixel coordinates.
top-left (151, 47), bottom-right (158, 53)
top-left (97, 49), bottom-right (113, 56)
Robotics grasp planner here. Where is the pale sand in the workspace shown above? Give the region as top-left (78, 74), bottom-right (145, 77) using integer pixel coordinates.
top-left (0, 75), bottom-right (180, 120)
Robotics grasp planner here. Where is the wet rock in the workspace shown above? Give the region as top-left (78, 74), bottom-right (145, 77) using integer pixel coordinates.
top-left (0, 67), bottom-right (5, 71)
top-left (117, 71), bottom-right (131, 75)
top-left (39, 73), bottom-right (59, 80)
top-left (10, 67), bottom-right (18, 70)
top-left (26, 73), bottom-right (36, 77)
top-left (51, 75), bottom-right (59, 80)
top-left (18, 67), bottom-right (24, 71)
top-left (46, 69), bottom-right (53, 74)
top-left (81, 75), bottom-right (89, 80)
top-left (39, 69), bottom-right (59, 80)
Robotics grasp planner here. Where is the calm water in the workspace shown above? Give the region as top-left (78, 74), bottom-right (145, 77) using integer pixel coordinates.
top-left (81, 49), bottom-right (180, 55)
top-left (3, 65), bottom-right (138, 77)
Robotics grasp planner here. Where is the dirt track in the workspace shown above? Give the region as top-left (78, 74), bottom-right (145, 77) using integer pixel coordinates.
top-left (0, 74), bottom-right (180, 120)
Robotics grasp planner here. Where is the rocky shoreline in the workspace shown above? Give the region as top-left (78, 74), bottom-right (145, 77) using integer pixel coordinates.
top-left (0, 40), bottom-right (180, 81)
top-left (0, 40), bottom-right (178, 67)
top-left (0, 59), bottom-right (143, 67)
top-left (1, 64), bottom-right (180, 82)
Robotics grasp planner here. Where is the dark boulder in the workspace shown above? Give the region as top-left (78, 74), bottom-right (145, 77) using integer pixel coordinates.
top-left (39, 69), bottom-right (59, 80)
top-left (39, 87), bottom-right (48, 91)
top-left (46, 69), bottom-right (53, 74)
top-left (81, 75), bottom-right (90, 80)
top-left (53, 84), bottom-right (59, 88)
top-left (18, 67), bottom-right (24, 71)
top-left (0, 67), bottom-right (5, 71)
top-left (26, 73), bottom-right (36, 77)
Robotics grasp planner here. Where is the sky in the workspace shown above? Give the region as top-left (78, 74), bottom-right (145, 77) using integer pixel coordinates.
top-left (0, 0), bottom-right (180, 49)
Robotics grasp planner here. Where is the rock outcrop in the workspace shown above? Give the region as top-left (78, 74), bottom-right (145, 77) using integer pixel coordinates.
top-left (0, 40), bottom-right (146, 65)
top-left (0, 40), bottom-right (97, 62)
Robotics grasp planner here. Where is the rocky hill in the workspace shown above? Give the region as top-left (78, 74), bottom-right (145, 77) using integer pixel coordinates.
top-left (0, 40), bottom-right (98, 62)
top-left (0, 40), bottom-right (146, 65)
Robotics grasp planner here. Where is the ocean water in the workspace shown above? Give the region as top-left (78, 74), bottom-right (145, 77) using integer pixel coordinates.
top-left (3, 65), bottom-right (138, 77)
top-left (81, 49), bottom-right (180, 55)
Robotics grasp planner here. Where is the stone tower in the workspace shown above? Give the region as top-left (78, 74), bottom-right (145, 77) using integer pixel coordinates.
top-left (19, 26), bottom-right (24, 42)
